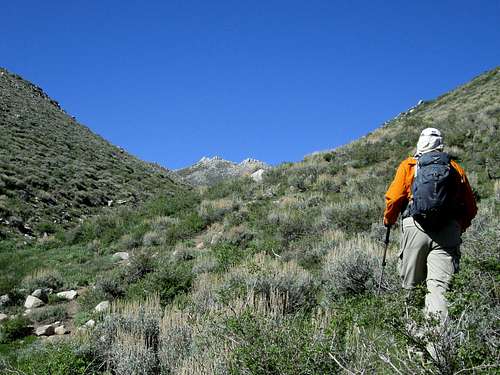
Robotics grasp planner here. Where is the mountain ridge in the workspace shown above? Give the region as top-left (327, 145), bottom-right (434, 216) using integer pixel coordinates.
top-left (0, 67), bottom-right (187, 238)
top-left (176, 155), bottom-right (268, 186)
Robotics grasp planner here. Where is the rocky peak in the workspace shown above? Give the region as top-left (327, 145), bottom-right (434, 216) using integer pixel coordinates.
top-left (177, 156), bottom-right (269, 186)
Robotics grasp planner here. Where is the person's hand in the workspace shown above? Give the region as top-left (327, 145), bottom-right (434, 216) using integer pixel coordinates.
top-left (383, 218), bottom-right (391, 228)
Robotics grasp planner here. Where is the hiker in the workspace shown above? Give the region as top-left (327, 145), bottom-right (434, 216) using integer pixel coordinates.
top-left (383, 128), bottom-right (477, 323)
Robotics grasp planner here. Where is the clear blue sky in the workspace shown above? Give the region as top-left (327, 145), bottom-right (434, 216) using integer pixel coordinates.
top-left (1, 1), bottom-right (499, 169)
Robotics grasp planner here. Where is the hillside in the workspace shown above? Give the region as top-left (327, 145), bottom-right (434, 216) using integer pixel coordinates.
top-left (177, 156), bottom-right (268, 186)
top-left (0, 67), bottom-right (498, 374)
top-left (0, 68), bottom-right (187, 238)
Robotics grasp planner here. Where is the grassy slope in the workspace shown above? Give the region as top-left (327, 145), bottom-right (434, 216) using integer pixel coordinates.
top-left (0, 67), bottom-right (186, 238)
top-left (0, 67), bottom-right (499, 374)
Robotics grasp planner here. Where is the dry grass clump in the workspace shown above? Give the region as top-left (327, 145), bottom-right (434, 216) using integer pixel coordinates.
top-left (117, 233), bottom-right (141, 251)
top-left (316, 197), bottom-right (381, 234)
top-left (158, 308), bottom-right (195, 373)
top-left (94, 295), bottom-right (162, 372)
top-left (202, 222), bottom-right (224, 246)
top-left (214, 224), bottom-right (254, 247)
top-left (150, 215), bottom-right (180, 231)
top-left (86, 238), bottom-right (102, 253)
top-left (189, 273), bottom-right (223, 313)
top-left (286, 163), bottom-right (320, 191)
top-left (21, 268), bottom-right (64, 293)
top-left (198, 197), bottom-right (241, 224)
top-left (191, 251), bottom-right (218, 275)
top-left (112, 330), bottom-right (157, 375)
top-left (223, 254), bottom-right (317, 313)
top-left (315, 173), bottom-right (339, 193)
top-left (142, 229), bottom-right (166, 246)
top-left (280, 229), bottom-right (344, 268)
top-left (267, 204), bottom-right (314, 243)
top-left (322, 235), bottom-right (383, 299)
top-left (172, 242), bottom-right (196, 262)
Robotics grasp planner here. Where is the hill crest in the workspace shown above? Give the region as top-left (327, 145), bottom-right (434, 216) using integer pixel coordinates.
top-left (0, 67), bottom-right (186, 237)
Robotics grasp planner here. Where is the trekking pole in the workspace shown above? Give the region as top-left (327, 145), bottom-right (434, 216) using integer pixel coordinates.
top-left (378, 226), bottom-right (391, 295)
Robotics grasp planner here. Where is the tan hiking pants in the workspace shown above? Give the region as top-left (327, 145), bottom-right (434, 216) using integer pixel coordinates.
top-left (400, 217), bottom-right (461, 322)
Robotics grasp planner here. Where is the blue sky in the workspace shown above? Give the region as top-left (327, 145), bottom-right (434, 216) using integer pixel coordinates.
top-left (1, 1), bottom-right (499, 169)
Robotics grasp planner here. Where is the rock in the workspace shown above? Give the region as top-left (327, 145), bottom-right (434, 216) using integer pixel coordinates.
top-left (179, 156), bottom-right (268, 186)
top-left (31, 288), bottom-right (50, 301)
top-left (35, 324), bottom-right (55, 336)
top-left (24, 295), bottom-right (44, 309)
top-left (23, 309), bottom-right (32, 316)
top-left (251, 169), bottom-right (265, 182)
top-left (31, 289), bottom-right (43, 298)
top-left (85, 319), bottom-right (96, 328)
top-left (95, 301), bottom-right (110, 312)
top-left (210, 232), bottom-right (223, 245)
top-left (56, 290), bottom-right (78, 300)
top-left (0, 294), bottom-right (10, 307)
top-left (113, 252), bottom-right (129, 261)
top-left (54, 325), bottom-right (68, 335)
top-left (0, 313), bottom-right (8, 323)
top-left (196, 242), bottom-right (204, 250)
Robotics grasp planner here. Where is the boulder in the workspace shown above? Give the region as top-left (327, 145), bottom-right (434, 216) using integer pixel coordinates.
top-left (35, 324), bottom-right (55, 336)
top-left (56, 290), bottom-right (78, 300)
top-left (0, 313), bottom-right (8, 323)
top-left (31, 288), bottom-right (51, 301)
top-left (54, 325), bottom-right (68, 335)
top-left (24, 295), bottom-right (44, 309)
top-left (113, 252), bottom-right (129, 261)
top-left (95, 301), bottom-right (110, 312)
top-left (251, 169), bottom-right (265, 182)
top-left (31, 289), bottom-right (43, 298)
top-left (85, 319), bottom-right (96, 328)
top-left (0, 294), bottom-right (10, 307)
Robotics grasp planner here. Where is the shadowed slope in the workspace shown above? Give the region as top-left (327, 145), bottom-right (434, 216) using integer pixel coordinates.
top-left (0, 68), bottom-right (186, 237)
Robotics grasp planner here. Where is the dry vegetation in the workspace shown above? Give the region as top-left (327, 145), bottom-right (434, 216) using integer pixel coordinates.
top-left (0, 67), bottom-right (498, 374)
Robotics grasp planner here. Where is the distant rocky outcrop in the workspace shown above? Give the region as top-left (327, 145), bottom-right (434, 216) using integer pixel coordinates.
top-left (176, 156), bottom-right (269, 186)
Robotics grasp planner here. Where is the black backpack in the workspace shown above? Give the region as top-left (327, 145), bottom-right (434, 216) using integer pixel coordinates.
top-left (409, 151), bottom-right (457, 228)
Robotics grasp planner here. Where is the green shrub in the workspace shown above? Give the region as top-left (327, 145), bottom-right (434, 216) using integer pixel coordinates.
top-left (127, 261), bottom-right (193, 305)
top-left (0, 316), bottom-right (32, 344)
top-left (211, 243), bottom-right (247, 272)
top-left (286, 164), bottom-right (319, 192)
top-left (29, 305), bottom-right (67, 324)
top-left (124, 250), bottom-right (156, 284)
top-left (21, 269), bottom-right (64, 293)
top-left (15, 340), bottom-right (95, 375)
top-left (95, 275), bottom-right (125, 299)
top-left (224, 311), bottom-right (338, 374)
top-left (267, 207), bottom-right (314, 243)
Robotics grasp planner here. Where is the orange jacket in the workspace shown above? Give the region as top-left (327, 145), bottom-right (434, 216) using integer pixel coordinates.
top-left (384, 156), bottom-right (477, 231)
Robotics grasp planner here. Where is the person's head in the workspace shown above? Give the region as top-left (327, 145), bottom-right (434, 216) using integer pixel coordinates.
top-left (416, 127), bottom-right (443, 156)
